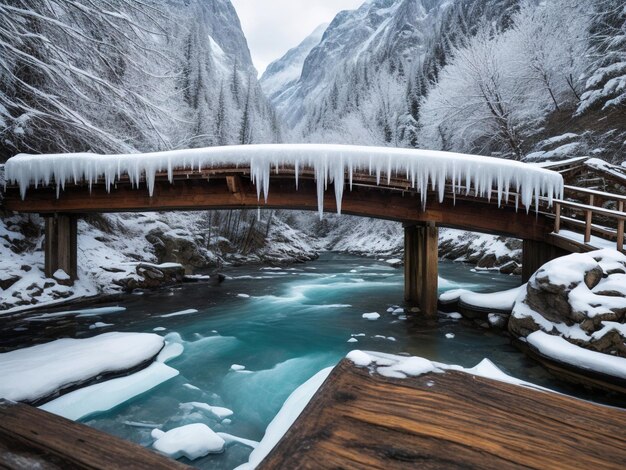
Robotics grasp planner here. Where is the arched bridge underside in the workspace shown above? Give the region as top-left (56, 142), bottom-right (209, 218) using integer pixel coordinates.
top-left (3, 168), bottom-right (562, 315)
top-left (4, 171), bottom-right (552, 239)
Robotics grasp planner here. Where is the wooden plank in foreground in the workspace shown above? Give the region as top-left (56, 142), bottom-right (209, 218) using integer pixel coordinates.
top-left (259, 359), bottom-right (626, 470)
top-left (0, 400), bottom-right (189, 470)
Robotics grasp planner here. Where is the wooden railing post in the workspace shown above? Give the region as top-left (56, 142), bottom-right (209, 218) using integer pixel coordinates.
top-left (618, 201), bottom-right (624, 253)
top-left (584, 194), bottom-right (594, 243)
top-left (554, 202), bottom-right (561, 233)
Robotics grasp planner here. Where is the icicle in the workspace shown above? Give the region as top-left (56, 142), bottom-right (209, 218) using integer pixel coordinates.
top-left (334, 155), bottom-right (345, 214)
top-left (4, 144), bottom-right (563, 216)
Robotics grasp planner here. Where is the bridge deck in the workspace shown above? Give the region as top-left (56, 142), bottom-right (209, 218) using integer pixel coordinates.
top-left (259, 359), bottom-right (626, 470)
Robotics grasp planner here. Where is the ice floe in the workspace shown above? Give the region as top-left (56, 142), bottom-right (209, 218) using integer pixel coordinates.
top-left (0, 332), bottom-right (164, 402)
top-left (151, 423), bottom-right (225, 460)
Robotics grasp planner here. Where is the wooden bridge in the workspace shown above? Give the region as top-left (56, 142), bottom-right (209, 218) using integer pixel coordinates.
top-left (2, 146), bottom-right (625, 315)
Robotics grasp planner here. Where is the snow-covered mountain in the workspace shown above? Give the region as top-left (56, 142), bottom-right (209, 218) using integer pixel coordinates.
top-left (200, 0), bottom-right (257, 75)
top-left (266, 0), bottom-right (448, 128)
top-left (260, 23), bottom-right (328, 116)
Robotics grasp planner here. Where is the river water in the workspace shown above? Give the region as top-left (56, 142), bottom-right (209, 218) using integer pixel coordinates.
top-left (74, 254), bottom-right (566, 468)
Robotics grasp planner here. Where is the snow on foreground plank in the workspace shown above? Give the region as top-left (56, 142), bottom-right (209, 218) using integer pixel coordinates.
top-left (0, 332), bottom-right (164, 403)
top-left (5, 144), bottom-right (563, 215)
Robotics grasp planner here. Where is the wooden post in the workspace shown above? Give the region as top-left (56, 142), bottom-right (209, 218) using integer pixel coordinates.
top-left (522, 240), bottom-right (568, 283)
top-left (44, 216), bottom-right (58, 279)
top-left (404, 222), bottom-right (438, 315)
top-left (44, 214), bottom-right (78, 282)
top-left (584, 194), bottom-right (594, 243)
top-left (554, 202), bottom-right (561, 233)
top-left (618, 201), bottom-right (624, 253)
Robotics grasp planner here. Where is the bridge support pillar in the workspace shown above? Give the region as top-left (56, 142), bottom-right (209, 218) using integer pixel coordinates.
top-left (44, 214), bottom-right (78, 283)
top-left (404, 222), bottom-right (438, 315)
top-left (522, 240), bottom-right (567, 283)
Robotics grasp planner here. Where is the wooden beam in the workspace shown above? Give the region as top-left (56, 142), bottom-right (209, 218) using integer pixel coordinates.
top-left (0, 400), bottom-right (188, 469)
top-left (3, 178), bottom-right (554, 241)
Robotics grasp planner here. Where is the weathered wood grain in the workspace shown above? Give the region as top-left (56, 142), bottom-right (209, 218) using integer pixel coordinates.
top-left (0, 400), bottom-right (189, 469)
top-left (259, 359), bottom-right (626, 470)
top-left (3, 177), bottom-right (553, 240)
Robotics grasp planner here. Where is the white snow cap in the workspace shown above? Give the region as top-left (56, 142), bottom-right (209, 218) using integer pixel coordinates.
top-left (5, 144), bottom-right (563, 217)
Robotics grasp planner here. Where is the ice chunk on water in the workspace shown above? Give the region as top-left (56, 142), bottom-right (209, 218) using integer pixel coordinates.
top-left (347, 338), bottom-right (358, 343)
top-left (218, 432), bottom-right (259, 449)
top-left (40, 362), bottom-right (179, 421)
top-left (157, 342), bottom-right (184, 363)
top-left (0, 332), bottom-right (164, 402)
top-left (180, 402), bottom-right (234, 420)
top-left (362, 312), bottom-right (380, 321)
top-left (159, 309), bottom-right (199, 318)
top-left (445, 333), bottom-right (455, 339)
top-left (89, 322), bottom-right (113, 329)
top-left (230, 364), bottom-right (246, 371)
top-left (152, 423), bottom-right (225, 460)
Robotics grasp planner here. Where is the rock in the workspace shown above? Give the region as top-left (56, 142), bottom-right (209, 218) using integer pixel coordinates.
top-left (499, 261), bottom-right (519, 275)
top-left (477, 254), bottom-right (497, 269)
top-left (0, 274), bottom-right (20, 290)
top-left (487, 313), bottom-right (508, 329)
top-left (146, 229), bottom-right (210, 272)
top-left (509, 249), bottom-right (626, 358)
top-left (583, 266), bottom-right (603, 289)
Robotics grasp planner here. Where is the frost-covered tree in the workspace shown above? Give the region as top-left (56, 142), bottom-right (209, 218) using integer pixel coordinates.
top-left (510, 1), bottom-right (589, 111)
top-left (419, 29), bottom-right (534, 159)
top-left (0, 0), bottom-right (179, 158)
top-left (577, 0), bottom-right (626, 114)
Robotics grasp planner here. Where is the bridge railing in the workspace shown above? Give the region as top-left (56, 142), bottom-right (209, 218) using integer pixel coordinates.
top-left (552, 186), bottom-right (626, 252)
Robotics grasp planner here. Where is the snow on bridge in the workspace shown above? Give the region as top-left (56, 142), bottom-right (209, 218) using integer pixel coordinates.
top-left (4, 144), bottom-right (563, 217)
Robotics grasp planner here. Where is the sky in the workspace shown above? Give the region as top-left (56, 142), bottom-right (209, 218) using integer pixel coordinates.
top-left (231, 0), bottom-right (364, 76)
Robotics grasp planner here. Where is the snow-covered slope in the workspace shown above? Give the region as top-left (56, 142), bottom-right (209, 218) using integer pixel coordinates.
top-left (261, 23), bottom-right (328, 108)
top-left (266, 0), bottom-right (448, 127)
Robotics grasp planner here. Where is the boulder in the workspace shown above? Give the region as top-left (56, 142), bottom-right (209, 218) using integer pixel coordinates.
top-left (146, 229), bottom-right (210, 272)
top-left (509, 249), bottom-right (626, 358)
top-left (114, 263), bottom-right (185, 291)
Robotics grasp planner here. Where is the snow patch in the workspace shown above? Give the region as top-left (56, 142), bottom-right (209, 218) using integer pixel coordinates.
top-left (0, 332), bottom-right (164, 402)
top-left (152, 423), bottom-right (225, 460)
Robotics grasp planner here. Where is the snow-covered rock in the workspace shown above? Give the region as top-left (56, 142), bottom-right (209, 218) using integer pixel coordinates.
top-left (509, 250), bottom-right (626, 360)
top-left (0, 332), bottom-right (165, 403)
top-left (152, 423), bottom-right (225, 460)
